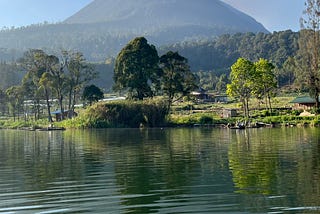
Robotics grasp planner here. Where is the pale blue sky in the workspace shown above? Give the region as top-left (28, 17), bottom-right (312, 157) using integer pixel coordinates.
top-left (223, 0), bottom-right (305, 32)
top-left (0, 0), bottom-right (93, 27)
top-left (0, 0), bottom-right (305, 32)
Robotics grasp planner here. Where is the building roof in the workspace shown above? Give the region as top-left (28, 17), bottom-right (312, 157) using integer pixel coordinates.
top-left (290, 96), bottom-right (317, 104)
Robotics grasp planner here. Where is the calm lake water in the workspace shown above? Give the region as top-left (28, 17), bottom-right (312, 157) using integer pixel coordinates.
top-left (0, 127), bottom-right (320, 213)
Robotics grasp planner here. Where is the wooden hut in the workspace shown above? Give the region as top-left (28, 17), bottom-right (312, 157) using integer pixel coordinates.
top-left (290, 96), bottom-right (318, 110)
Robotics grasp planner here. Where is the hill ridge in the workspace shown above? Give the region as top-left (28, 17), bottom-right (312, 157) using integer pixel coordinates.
top-left (0, 0), bottom-right (269, 62)
top-left (64, 0), bottom-right (268, 33)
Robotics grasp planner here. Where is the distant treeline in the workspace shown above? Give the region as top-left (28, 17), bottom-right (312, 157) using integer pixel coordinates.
top-left (160, 30), bottom-right (299, 87)
top-left (0, 30), bottom-right (299, 91)
top-left (0, 22), bottom-right (222, 62)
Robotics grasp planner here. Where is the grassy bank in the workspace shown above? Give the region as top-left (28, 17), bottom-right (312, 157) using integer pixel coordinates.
top-left (1, 96), bottom-right (319, 129)
top-left (0, 118), bottom-right (52, 129)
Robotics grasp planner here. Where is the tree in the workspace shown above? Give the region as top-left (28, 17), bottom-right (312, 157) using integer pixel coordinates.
top-left (227, 58), bottom-right (255, 118)
top-left (253, 59), bottom-right (277, 111)
top-left (6, 86), bottom-right (23, 121)
top-left (82, 84), bottom-right (104, 106)
top-left (113, 37), bottom-right (160, 100)
top-left (39, 72), bottom-right (54, 122)
top-left (298, 0), bottom-right (320, 109)
top-left (20, 50), bottom-right (63, 122)
top-left (159, 51), bottom-right (197, 109)
top-left (62, 51), bottom-right (97, 117)
top-left (20, 49), bottom-right (49, 120)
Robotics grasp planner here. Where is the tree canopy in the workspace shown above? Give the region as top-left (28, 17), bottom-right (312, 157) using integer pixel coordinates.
top-left (82, 84), bottom-right (104, 106)
top-left (159, 51), bottom-right (197, 107)
top-left (113, 37), bottom-right (160, 100)
top-left (297, 0), bottom-right (320, 109)
top-left (227, 58), bottom-right (255, 118)
top-left (253, 59), bottom-right (277, 110)
top-left (12, 49), bottom-right (97, 121)
top-left (227, 58), bottom-right (276, 118)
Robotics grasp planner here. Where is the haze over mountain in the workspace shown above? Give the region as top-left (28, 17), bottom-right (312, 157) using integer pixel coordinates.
top-left (65, 0), bottom-right (268, 34)
top-left (0, 0), bottom-right (268, 62)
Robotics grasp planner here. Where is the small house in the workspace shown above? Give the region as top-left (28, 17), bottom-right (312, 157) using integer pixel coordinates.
top-left (290, 96), bottom-right (318, 110)
top-left (190, 88), bottom-right (210, 101)
top-left (190, 88), bottom-right (228, 103)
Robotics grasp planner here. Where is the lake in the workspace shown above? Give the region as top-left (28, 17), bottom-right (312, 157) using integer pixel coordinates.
top-left (0, 127), bottom-right (320, 213)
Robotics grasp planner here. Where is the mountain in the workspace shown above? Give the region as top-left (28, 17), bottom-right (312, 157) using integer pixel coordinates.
top-left (65, 0), bottom-right (268, 34)
top-left (0, 0), bottom-right (268, 62)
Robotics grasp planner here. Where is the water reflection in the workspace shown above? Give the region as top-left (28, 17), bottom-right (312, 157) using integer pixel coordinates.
top-left (228, 128), bottom-right (320, 212)
top-left (71, 128), bottom-right (234, 213)
top-left (0, 128), bottom-right (320, 213)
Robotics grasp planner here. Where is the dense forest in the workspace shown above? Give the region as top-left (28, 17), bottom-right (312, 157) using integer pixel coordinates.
top-left (0, 30), bottom-right (299, 92)
top-left (159, 30), bottom-right (299, 89)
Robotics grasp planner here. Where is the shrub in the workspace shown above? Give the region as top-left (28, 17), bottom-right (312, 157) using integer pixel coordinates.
top-left (199, 115), bottom-right (214, 124)
top-left (61, 99), bottom-right (169, 128)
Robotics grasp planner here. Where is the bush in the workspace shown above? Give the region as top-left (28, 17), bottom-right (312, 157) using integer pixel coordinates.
top-left (61, 99), bottom-right (169, 128)
top-left (199, 115), bottom-right (214, 124)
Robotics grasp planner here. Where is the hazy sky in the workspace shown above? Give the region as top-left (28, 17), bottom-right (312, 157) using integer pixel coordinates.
top-left (0, 0), bottom-right (92, 27)
top-left (222, 0), bottom-right (305, 32)
top-left (0, 0), bottom-right (305, 32)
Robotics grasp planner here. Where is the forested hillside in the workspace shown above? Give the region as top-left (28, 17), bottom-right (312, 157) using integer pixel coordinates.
top-left (0, 30), bottom-right (299, 92)
top-left (98, 30), bottom-right (299, 91)
top-left (0, 0), bottom-right (268, 62)
top-left (160, 30), bottom-right (298, 72)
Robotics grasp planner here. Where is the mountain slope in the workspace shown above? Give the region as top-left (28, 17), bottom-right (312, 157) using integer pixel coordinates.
top-left (65, 0), bottom-right (268, 34)
top-left (0, 0), bottom-right (269, 62)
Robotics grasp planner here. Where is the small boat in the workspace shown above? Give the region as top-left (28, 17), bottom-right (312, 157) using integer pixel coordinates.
top-left (36, 127), bottom-right (66, 131)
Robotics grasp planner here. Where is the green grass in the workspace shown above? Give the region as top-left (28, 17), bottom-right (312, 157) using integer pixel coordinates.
top-left (0, 118), bottom-right (52, 129)
top-left (0, 95), bottom-right (314, 129)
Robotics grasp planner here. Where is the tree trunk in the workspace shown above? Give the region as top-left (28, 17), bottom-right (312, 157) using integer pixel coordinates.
top-left (57, 89), bottom-right (64, 121)
top-left (67, 88), bottom-right (73, 118)
top-left (59, 97), bottom-right (64, 121)
top-left (246, 98), bottom-right (250, 119)
top-left (267, 93), bottom-right (272, 112)
top-left (70, 89), bottom-right (77, 118)
top-left (44, 88), bottom-right (53, 122)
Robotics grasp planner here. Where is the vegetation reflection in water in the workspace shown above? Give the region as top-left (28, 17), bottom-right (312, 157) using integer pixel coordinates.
top-left (0, 128), bottom-right (320, 213)
top-left (228, 128), bottom-right (320, 212)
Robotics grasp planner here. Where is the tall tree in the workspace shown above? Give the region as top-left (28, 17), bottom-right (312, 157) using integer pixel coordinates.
top-left (20, 49), bottom-right (48, 120)
top-left (113, 37), bottom-right (160, 100)
top-left (253, 59), bottom-right (277, 111)
top-left (6, 86), bottom-right (23, 121)
top-left (49, 54), bottom-right (67, 120)
top-left (62, 51), bottom-right (97, 117)
top-left (227, 58), bottom-right (255, 118)
top-left (298, 0), bottom-right (320, 109)
top-left (39, 72), bottom-right (54, 122)
top-left (20, 50), bottom-right (62, 121)
top-left (159, 51), bottom-right (197, 109)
